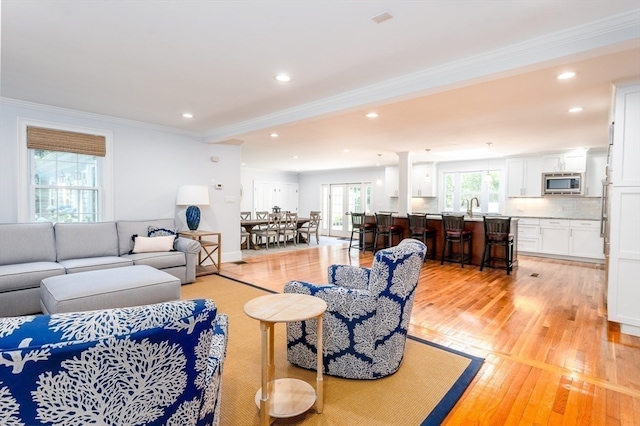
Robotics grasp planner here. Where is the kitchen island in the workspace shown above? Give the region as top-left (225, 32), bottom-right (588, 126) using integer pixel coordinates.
top-left (364, 214), bottom-right (518, 268)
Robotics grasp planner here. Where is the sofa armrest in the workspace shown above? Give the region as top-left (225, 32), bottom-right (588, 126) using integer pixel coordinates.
top-left (174, 237), bottom-right (201, 284)
top-left (327, 264), bottom-right (370, 290)
top-left (175, 237), bottom-right (201, 254)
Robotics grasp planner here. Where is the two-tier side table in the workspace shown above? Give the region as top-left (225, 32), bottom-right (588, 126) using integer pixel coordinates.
top-left (177, 230), bottom-right (221, 276)
top-left (243, 293), bottom-right (327, 426)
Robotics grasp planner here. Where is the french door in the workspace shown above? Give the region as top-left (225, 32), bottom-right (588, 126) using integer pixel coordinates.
top-left (324, 183), bottom-right (371, 238)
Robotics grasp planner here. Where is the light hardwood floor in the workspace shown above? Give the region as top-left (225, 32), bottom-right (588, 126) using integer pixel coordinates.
top-left (219, 243), bottom-right (640, 425)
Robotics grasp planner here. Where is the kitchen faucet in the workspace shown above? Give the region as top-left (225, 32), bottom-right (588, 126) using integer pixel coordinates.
top-left (461, 197), bottom-right (480, 217)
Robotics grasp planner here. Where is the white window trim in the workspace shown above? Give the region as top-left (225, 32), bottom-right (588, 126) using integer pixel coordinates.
top-left (17, 118), bottom-right (114, 222)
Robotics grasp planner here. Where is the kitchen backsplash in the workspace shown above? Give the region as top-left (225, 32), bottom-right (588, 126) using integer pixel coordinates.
top-left (505, 197), bottom-right (601, 219)
top-left (404, 196), bottom-right (602, 219)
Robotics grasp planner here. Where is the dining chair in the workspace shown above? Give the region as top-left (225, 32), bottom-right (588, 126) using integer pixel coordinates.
top-left (298, 211), bottom-right (321, 245)
top-left (240, 211), bottom-right (252, 249)
top-left (280, 212), bottom-right (298, 247)
top-left (253, 213), bottom-right (281, 249)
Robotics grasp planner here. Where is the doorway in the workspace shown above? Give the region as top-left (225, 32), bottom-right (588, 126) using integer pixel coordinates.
top-left (323, 183), bottom-right (372, 238)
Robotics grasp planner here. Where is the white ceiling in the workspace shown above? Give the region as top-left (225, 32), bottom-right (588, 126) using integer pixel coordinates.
top-left (2, 1), bottom-right (639, 172)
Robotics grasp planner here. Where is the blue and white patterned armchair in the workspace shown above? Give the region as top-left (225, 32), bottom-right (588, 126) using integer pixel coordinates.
top-left (284, 238), bottom-right (426, 379)
top-left (0, 299), bottom-right (228, 426)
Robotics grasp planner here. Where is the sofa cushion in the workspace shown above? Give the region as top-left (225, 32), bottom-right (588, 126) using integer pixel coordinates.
top-left (0, 262), bottom-right (65, 292)
top-left (55, 222), bottom-right (119, 261)
top-left (58, 256), bottom-right (133, 274)
top-left (130, 235), bottom-right (176, 253)
top-left (148, 225), bottom-right (177, 237)
top-left (0, 222), bottom-right (57, 265)
top-left (117, 219), bottom-right (177, 256)
top-left (121, 251), bottom-right (186, 270)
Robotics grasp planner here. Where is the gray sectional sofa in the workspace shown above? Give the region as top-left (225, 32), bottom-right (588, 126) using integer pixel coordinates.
top-left (0, 218), bottom-right (201, 317)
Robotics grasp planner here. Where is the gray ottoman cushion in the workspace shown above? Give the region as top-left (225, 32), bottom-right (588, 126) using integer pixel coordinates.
top-left (40, 265), bottom-right (181, 314)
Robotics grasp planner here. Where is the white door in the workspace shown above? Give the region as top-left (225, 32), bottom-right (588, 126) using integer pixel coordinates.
top-left (327, 183), bottom-right (371, 238)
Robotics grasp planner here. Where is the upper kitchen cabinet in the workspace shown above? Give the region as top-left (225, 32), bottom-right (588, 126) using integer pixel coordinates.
top-left (541, 149), bottom-right (587, 172)
top-left (506, 157), bottom-right (542, 197)
top-left (611, 83), bottom-right (640, 187)
top-left (385, 166), bottom-right (399, 197)
top-left (411, 164), bottom-right (436, 197)
top-left (585, 150), bottom-right (606, 197)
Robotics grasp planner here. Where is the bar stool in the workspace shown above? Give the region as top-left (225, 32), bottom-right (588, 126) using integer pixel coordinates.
top-left (441, 214), bottom-right (472, 268)
top-left (374, 212), bottom-right (403, 252)
top-left (407, 213), bottom-right (437, 261)
top-left (349, 212), bottom-right (375, 252)
top-left (480, 216), bottom-right (514, 275)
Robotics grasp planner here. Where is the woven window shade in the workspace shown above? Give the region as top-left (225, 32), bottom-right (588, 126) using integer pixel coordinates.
top-left (27, 126), bottom-right (106, 157)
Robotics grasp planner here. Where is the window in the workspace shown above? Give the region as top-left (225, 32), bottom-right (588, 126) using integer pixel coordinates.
top-left (19, 121), bottom-right (113, 223)
top-left (442, 171), bottom-right (501, 214)
top-left (32, 150), bottom-right (100, 222)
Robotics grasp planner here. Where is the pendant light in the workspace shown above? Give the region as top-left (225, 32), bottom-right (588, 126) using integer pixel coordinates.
top-left (424, 149), bottom-right (432, 184)
top-left (483, 143), bottom-right (492, 183)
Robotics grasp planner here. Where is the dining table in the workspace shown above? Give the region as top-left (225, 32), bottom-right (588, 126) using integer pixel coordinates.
top-left (241, 217), bottom-right (310, 249)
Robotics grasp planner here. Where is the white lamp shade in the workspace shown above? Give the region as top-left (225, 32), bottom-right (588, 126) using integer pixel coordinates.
top-left (176, 185), bottom-right (210, 206)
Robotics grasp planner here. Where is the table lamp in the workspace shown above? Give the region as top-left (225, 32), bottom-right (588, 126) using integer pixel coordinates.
top-left (176, 185), bottom-right (210, 231)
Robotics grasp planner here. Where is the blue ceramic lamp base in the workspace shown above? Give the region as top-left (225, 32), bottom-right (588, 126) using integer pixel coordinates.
top-left (185, 205), bottom-right (201, 231)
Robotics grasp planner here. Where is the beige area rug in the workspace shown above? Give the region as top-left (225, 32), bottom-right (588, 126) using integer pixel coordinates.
top-left (181, 275), bottom-right (483, 426)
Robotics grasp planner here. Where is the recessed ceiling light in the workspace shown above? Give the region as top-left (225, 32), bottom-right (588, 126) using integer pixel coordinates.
top-left (365, 112), bottom-right (379, 118)
top-left (270, 133), bottom-right (279, 138)
top-left (343, 149), bottom-right (350, 153)
top-left (275, 74), bottom-right (291, 82)
top-left (568, 107), bottom-right (583, 113)
top-left (292, 155), bottom-right (298, 159)
top-left (557, 72), bottom-right (576, 80)
top-left (182, 113), bottom-right (194, 118)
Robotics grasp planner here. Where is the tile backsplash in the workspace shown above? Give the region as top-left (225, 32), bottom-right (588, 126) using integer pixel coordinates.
top-left (404, 196), bottom-right (601, 219)
top-left (505, 197), bottom-right (602, 219)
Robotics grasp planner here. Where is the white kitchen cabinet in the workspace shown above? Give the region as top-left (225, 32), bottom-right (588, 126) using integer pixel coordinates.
top-left (607, 186), bottom-right (640, 336)
top-left (411, 164), bottom-right (436, 197)
top-left (516, 218), bottom-right (540, 253)
top-left (506, 157), bottom-right (542, 197)
top-left (569, 220), bottom-right (603, 259)
top-left (539, 219), bottom-right (570, 255)
top-left (611, 84), bottom-right (640, 187)
top-left (541, 150), bottom-right (587, 172)
top-left (385, 166), bottom-right (398, 197)
top-left (585, 151), bottom-right (606, 197)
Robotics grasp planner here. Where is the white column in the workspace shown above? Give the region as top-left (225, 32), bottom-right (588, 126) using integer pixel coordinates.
top-left (397, 151), bottom-right (411, 215)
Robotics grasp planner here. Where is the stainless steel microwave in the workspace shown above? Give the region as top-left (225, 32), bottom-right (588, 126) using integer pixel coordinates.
top-left (542, 172), bottom-right (584, 196)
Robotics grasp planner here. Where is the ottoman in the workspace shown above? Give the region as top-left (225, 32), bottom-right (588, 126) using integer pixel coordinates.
top-left (40, 265), bottom-right (181, 314)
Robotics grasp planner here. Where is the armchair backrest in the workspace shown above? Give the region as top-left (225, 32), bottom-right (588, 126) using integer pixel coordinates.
top-left (0, 299), bottom-right (227, 426)
top-left (368, 238), bottom-right (427, 300)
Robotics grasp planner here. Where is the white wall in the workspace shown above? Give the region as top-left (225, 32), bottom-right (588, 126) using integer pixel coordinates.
top-left (0, 99), bottom-right (243, 263)
top-left (298, 167), bottom-right (391, 214)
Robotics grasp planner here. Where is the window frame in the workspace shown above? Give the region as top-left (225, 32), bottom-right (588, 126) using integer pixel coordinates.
top-left (441, 170), bottom-right (502, 214)
top-left (18, 119), bottom-right (114, 222)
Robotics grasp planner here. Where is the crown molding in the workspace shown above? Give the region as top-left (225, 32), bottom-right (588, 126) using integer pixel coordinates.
top-left (203, 9), bottom-right (640, 142)
top-left (1, 97), bottom-right (204, 140)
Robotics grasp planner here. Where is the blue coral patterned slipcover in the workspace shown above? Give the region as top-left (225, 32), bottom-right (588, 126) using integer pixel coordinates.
top-left (285, 238), bottom-right (426, 379)
top-left (0, 299), bottom-right (228, 426)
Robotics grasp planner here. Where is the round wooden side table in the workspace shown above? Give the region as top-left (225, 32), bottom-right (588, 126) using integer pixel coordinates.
top-left (244, 293), bottom-right (327, 426)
